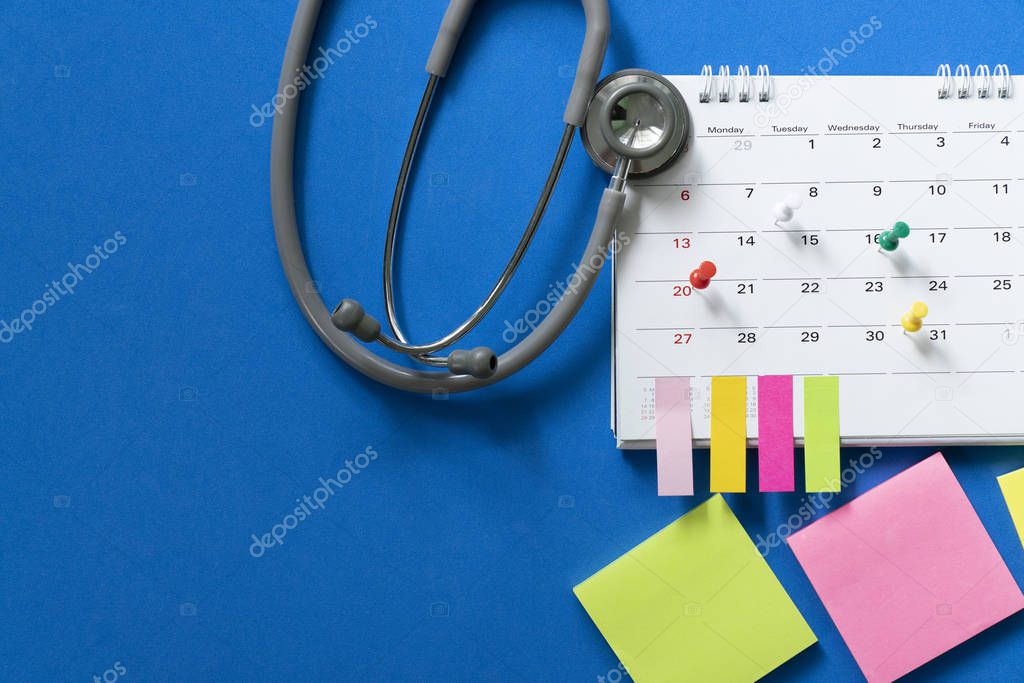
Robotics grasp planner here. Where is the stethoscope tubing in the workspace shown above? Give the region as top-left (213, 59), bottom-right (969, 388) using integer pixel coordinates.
top-left (271, 0), bottom-right (625, 393)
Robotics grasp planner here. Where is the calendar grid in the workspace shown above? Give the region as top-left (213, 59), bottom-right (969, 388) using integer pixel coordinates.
top-left (614, 75), bottom-right (1024, 448)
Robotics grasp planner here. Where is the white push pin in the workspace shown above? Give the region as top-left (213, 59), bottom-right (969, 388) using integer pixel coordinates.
top-left (773, 194), bottom-right (803, 226)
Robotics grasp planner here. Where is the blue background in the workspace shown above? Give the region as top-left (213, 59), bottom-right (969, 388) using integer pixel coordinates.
top-left (3, 0), bottom-right (1024, 680)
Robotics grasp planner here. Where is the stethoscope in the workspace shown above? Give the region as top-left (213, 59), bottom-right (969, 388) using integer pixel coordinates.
top-left (271, 0), bottom-right (689, 393)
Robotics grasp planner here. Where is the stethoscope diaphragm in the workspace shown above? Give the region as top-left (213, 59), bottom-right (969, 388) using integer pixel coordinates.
top-left (581, 69), bottom-right (689, 178)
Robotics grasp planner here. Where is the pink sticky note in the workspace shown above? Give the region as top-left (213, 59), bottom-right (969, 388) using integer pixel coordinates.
top-left (788, 453), bottom-right (1024, 683)
top-left (758, 375), bottom-right (794, 492)
top-left (655, 377), bottom-right (694, 496)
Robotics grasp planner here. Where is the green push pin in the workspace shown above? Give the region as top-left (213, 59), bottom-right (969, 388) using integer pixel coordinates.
top-left (879, 221), bottom-right (910, 251)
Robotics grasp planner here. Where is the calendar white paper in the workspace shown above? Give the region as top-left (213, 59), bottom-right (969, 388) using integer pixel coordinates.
top-left (613, 74), bottom-right (1024, 448)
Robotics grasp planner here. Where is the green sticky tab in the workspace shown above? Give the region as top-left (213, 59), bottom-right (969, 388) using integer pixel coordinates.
top-left (804, 376), bottom-right (840, 492)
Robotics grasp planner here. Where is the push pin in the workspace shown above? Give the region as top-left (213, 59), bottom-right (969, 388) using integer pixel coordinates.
top-left (689, 261), bottom-right (717, 290)
top-left (773, 194), bottom-right (803, 225)
top-left (879, 221), bottom-right (910, 252)
top-left (901, 301), bottom-right (928, 333)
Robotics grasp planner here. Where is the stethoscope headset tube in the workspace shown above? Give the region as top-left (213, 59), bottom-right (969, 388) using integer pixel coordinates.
top-left (270, 0), bottom-right (686, 394)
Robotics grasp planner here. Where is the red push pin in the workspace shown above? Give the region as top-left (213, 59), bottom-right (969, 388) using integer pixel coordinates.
top-left (689, 261), bottom-right (717, 290)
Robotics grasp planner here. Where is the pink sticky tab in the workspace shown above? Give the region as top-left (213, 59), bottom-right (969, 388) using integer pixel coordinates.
top-left (655, 377), bottom-right (694, 496)
top-left (758, 375), bottom-right (794, 492)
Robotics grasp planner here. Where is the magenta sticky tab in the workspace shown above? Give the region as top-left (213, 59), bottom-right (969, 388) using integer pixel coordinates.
top-left (757, 375), bottom-right (794, 492)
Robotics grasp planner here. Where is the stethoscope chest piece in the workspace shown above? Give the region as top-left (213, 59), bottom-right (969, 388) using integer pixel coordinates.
top-left (581, 69), bottom-right (690, 178)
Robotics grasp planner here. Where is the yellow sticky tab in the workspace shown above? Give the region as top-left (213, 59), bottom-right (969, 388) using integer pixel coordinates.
top-left (804, 376), bottom-right (840, 492)
top-left (997, 467), bottom-right (1024, 550)
top-left (711, 376), bottom-right (746, 492)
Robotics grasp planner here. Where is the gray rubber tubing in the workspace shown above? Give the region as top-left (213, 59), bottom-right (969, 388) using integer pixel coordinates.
top-left (271, 0), bottom-right (620, 394)
top-left (425, 0), bottom-right (609, 126)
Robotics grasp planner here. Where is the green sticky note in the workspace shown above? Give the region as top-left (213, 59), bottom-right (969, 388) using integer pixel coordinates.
top-left (573, 495), bottom-right (816, 682)
top-left (998, 467), bottom-right (1024, 550)
top-left (804, 376), bottom-right (840, 493)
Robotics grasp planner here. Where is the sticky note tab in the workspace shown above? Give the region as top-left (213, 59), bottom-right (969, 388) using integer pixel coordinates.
top-left (654, 377), bottom-right (694, 496)
top-left (758, 375), bottom-right (794, 492)
top-left (573, 495), bottom-right (816, 682)
top-left (803, 376), bottom-right (840, 492)
top-left (789, 453), bottom-right (1024, 683)
top-left (997, 466), bottom-right (1024, 550)
top-left (711, 376), bottom-right (746, 492)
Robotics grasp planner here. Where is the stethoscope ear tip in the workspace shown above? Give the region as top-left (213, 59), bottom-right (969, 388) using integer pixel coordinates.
top-left (332, 299), bottom-right (381, 343)
top-left (333, 297), bottom-right (498, 379)
top-left (447, 347), bottom-right (498, 379)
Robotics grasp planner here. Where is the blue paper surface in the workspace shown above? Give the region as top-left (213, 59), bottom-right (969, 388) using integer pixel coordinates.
top-left (2, 0), bottom-right (1024, 679)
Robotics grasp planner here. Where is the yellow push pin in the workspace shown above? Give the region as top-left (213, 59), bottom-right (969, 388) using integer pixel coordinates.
top-left (901, 302), bottom-right (929, 333)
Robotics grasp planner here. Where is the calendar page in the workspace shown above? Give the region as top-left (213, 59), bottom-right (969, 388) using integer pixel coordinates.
top-left (613, 74), bottom-right (1024, 449)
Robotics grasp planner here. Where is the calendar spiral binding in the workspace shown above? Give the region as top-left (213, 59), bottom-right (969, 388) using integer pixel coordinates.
top-left (699, 64), bottom-right (771, 103)
top-left (936, 63), bottom-right (1012, 99)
